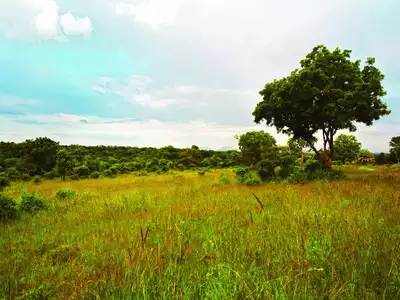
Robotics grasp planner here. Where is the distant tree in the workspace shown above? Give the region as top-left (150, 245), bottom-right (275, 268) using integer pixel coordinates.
top-left (334, 134), bottom-right (361, 164)
top-left (56, 149), bottom-right (74, 180)
top-left (253, 45), bottom-right (390, 167)
top-left (375, 152), bottom-right (388, 165)
top-left (22, 137), bottom-right (60, 174)
top-left (389, 136), bottom-right (400, 163)
top-left (234, 131), bottom-right (277, 165)
top-left (357, 149), bottom-right (375, 165)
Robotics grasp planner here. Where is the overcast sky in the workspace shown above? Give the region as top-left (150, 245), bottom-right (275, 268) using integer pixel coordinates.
top-left (0, 0), bottom-right (399, 151)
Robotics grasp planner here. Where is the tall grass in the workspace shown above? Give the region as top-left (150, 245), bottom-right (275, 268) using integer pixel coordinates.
top-left (1, 169), bottom-right (400, 299)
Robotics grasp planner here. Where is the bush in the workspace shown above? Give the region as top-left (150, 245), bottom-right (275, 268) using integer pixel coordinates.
top-left (304, 160), bottom-right (327, 174)
top-left (0, 174), bottom-right (10, 190)
top-left (0, 194), bottom-right (19, 222)
top-left (69, 174), bottom-right (79, 181)
top-left (43, 171), bottom-right (57, 179)
top-left (213, 173), bottom-right (230, 186)
top-left (55, 189), bottom-right (76, 200)
top-left (235, 167), bottom-right (261, 185)
top-left (33, 175), bottom-right (42, 184)
top-left (287, 167), bottom-right (308, 184)
top-left (89, 171), bottom-right (100, 179)
top-left (18, 192), bottom-right (47, 214)
top-left (21, 174), bottom-right (31, 182)
top-left (73, 165), bottom-right (90, 178)
top-left (6, 167), bottom-right (21, 180)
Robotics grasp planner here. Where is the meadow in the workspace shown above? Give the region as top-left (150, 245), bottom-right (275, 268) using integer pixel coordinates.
top-left (1, 168), bottom-right (400, 299)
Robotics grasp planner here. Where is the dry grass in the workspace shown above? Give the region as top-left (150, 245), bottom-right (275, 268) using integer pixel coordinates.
top-left (1, 168), bottom-right (400, 299)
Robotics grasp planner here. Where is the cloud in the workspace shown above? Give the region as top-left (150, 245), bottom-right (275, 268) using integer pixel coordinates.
top-left (115, 0), bottom-right (180, 29)
top-left (0, 95), bottom-right (40, 107)
top-left (0, 0), bottom-right (93, 40)
top-left (60, 13), bottom-right (93, 38)
top-left (1, 112), bottom-right (398, 152)
top-left (93, 75), bottom-right (256, 122)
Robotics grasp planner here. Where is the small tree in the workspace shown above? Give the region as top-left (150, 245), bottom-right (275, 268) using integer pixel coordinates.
top-left (389, 136), bottom-right (400, 163)
top-left (253, 45), bottom-right (390, 167)
top-left (357, 149), bottom-right (375, 165)
top-left (234, 131), bottom-right (277, 165)
top-left (334, 134), bottom-right (361, 164)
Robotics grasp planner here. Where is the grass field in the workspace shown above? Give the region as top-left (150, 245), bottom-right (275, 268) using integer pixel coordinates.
top-left (1, 168), bottom-right (400, 299)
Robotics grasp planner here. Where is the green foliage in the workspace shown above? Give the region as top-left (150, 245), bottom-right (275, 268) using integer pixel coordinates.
top-left (375, 153), bottom-right (389, 165)
top-left (33, 175), bottom-right (41, 184)
top-left (213, 173), bottom-right (230, 186)
top-left (256, 146), bottom-right (297, 181)
top-left (89, 171), bottom-right (100, 179)
top-left (70, 174), bottom-right (79, 181)
top-left (73, 165), bottom-right (90, 178)
top-left (235, 131), bottom-right (276, 164)
top-left (6, 167), bottom-right (21, 180)
top-left (389, 136), bottom-right (400, 163)
top-left (389, 163), bottom-right (400, 169)
top-left (235, 167), bottom-right (261, 185)
top-left (288, 160), bottom-right (345, 183)
top-left (18, 192), bottom-right (47, 213)
top-left (0, 174), bottom-right (10, 190)
top-left (0, 194), bottom-right (19, 222)
top-left (253, 45), bottom-right (390, 163)
top-left (357, 149), bottom-right (376, 165)
top-left (55, 189), bottom-right (77, 200)
top-left (334, 134), bottom-right (361, 164)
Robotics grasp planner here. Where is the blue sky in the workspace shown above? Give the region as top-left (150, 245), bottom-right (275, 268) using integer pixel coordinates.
top-left (0, 0), bottom-right (399, 151)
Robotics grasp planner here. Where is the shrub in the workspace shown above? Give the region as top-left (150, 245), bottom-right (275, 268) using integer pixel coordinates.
top-left (255, 160), bottom-right (275, 181)
top-left (213, 173), bottom-right (230, 186)
top-left (70, 174), bottom-right (79, 181)
top-left (242, 172), bottom-right (262, 186)
top-left (73, 165), bottom-right (90, 178)
top-left (0, 174), bottom-right (10, 190)
top-left (89, 171), bottom-right (100, 179)
top-left (235, 167), bottom-right (261, 185)
top-left (55, 189), bottom-right (76, 200)
top-left (33, 175), bottom-right (42, 184)
top-left (6, 167), bottom-right (21, 180)
top-left (21, 174), bottom-right (31, 181)
top-left (287, 167), bottom-right (308, 184)
top-left (18, 192), bottom-right (47, 214)
top-left (43, 171), bottom-right (57, 179)
top-left (0, 194), bottom-right (19, 222)
top-left (304, 160), bottom-right (327, 174)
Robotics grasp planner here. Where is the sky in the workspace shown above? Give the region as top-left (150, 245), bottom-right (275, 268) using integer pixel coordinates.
top-left (0, 0), bottom-right (399, 152)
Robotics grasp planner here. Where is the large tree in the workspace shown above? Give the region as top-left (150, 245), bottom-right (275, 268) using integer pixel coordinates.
top-left (253, 45), bottom-right (390, 166)
top-left (389, 136), bottom-right (400, 163)
top-left (234, 131), bottom-right (276, 165)
top-left (334, 134), bottom-right (361, 164)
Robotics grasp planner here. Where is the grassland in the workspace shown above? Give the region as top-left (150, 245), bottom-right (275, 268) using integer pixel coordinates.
top-left (1, 168), bottom-right (400, 299)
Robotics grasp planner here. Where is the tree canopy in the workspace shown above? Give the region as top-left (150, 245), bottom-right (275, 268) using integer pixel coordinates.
top-left (234, 131), bottom-right (277, 165)
top-left (253, 45), bottom-right (390, 166)
top-left (334, 134), bottom-right (361, 164)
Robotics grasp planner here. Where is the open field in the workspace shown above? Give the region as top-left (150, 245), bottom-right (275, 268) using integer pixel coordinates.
top-left (1, 168), bottom-right (400, 299)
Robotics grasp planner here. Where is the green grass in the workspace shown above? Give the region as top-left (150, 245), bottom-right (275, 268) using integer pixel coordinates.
top-left (1, 169), bottom-right (400, 299)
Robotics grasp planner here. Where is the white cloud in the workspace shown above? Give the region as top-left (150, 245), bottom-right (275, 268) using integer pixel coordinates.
top-left (0, 0), bottom-right (93, 40)
top-left (0, 95), bottom-right (40, 107)
top-left (2, 113), bottom-right (397, 152)
top-left (115, 0), bottom-right (180, 30)
top-left (60, 13), bottom-right (93, 38)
